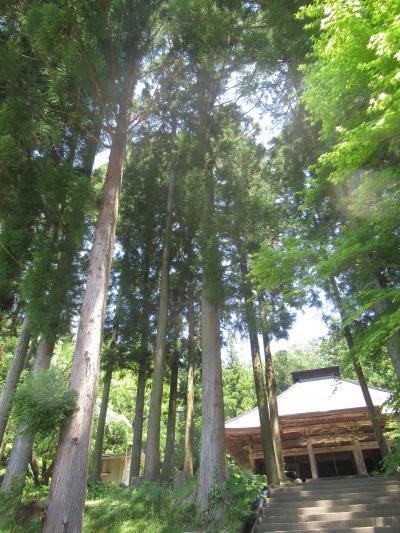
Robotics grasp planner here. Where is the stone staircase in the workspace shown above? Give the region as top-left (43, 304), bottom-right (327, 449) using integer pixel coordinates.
top-left (255, 476), bottom-right (400, 532)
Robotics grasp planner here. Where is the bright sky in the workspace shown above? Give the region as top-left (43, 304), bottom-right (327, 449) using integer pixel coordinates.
top-left (94, 150), bottom-right (110, 170)
top-left (221, 304), bottom-right (331, 365)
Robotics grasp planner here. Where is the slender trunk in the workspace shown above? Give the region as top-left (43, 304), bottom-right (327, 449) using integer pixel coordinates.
top-left (161, 345), bottom-right (179, 481)
top-left (1, 336), bottom-right (54, 493)
top-left (90, 364), bottom-right (113, 482)
top-left (330, 278), bottom-right (390, 458)
top-left (183, 289), bottom-right (195, 478)
top-left (144, 120), bottom-right (177, 482)
top-left (263, 337), bottom-right (284, 474)
top-left (43, 54), bottom-right (138, 533)
top-left (197, 292), bottom-right (226, 512)
top-left (30, 454), bottom-right (41, 487)
top-left (24, 336), bottom-right (38, 369)
top-left (248, 328), bottom-right (279, 485)
top-left (240, 259), bottom-right (279, 486)
top-left (129, 360), bottom-right (147, 483)
top-left (42, 460), bottom-right (54, 486)
top-left (129, 249), bottom-right (151, 484)
top-left (0, 438), bottom-right (6, 462)
top-left (0, 314), bottom-right (31, 447)
top-left (259, 297), bottom-right (284, 479)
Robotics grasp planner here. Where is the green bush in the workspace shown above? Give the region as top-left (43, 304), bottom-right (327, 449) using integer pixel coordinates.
top-left (12, 367), bottom-right (76, 438)
top-left (382, 392), bottom-right (400, 475)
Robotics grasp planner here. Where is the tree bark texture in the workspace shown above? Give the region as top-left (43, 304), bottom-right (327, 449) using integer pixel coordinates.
top-left (0, 314), bottom-right (31, 447)
top-left (90, 364), bottom-right (113, 482)
top-left (1, 336), bottom-right (54, 492)
top-left (259, 298), bottom-right (284, 479)
top-left (262, 334), bottom-right (284, 477)
top-left (129, 252), bottom-right (151, 483)
top-left (330, 278), bottom-right (390, 458)
top-left (183, 289), bottom-right (195, 478)
top-left (197, 293), bottom-right (226, 512)
top-left (161, 346), bottom-right (179, 481)
top-left (240, 260), bottom-right (279, 486)
top-left (129, 360), bottom-right (147, 483)
top-left (42, 55), bottom-right (137, 533)
top-left (144, 122), bottom-right (177, 482)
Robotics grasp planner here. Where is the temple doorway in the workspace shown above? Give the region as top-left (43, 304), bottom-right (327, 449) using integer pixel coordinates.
top-left (315, 451), bottom-right (357, 477)
top-left (363, 449), bottom-right (383, 473)
top-left (284, 455), bottom-right (312, 479)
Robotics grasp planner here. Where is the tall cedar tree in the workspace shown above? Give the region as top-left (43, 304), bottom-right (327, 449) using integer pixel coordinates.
top-left (43, 3), bottom-right (161, 530)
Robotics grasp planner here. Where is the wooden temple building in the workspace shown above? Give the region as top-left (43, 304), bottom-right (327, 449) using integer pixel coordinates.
top-left (225, 367), bottom-right (390, 479)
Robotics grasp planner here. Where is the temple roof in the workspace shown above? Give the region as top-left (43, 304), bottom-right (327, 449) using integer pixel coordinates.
top-left (291, 366), bottom-right (340, 383)
top-left (225, 372), bottom-right (390, 430)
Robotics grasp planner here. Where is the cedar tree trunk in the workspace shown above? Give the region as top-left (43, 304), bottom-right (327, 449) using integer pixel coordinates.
top-left (183, 288), bottom-right (195, 478)
top-left (129, 252), bottom-right (151, 483)
top-left (42, 53), bottom-right (138, 533)
top-left (197, 292), bottom-right (226, 512)
top-left (30, 453), bottom-right (41, 487)
top-left (240, 259), bottom-right (279, 486)
top-left (259, 298), bottom-right (284, 478)
top-left (144, 120), bottom-right (177, 482)
top-left (129, 359), bottom-right (147, 482)
top-left (90, 364), bottom-right (113, 482)
top-left (0, 314), bottom-right (31, 447)
top-left (330, 278), bottom-right (390, 457)
top-left (161, 345), bottom-right (179, 481)
top-left (1, 336), bottom-right (54, 492)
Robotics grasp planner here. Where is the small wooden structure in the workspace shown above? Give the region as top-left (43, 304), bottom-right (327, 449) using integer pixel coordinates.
top-left (100, 452), bottom-right (131, 484)
top-left (225, 367), bottom-right (390, 478)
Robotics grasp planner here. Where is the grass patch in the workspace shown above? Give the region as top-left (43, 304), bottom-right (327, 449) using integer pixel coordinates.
top-left (0, 464), bottom-right (264, 532)
top-left (83, 481), bottom-right (197, 533)
top-left (84, 465), bottom-right (265, 533)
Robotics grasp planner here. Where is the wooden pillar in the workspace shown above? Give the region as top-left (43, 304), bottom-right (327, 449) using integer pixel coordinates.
top-left (353, 438), bottom-right (368, 476)
top-left (248, 439), bottom-right (255, 472)
top-left (307, 442), bottom-right (319, 479)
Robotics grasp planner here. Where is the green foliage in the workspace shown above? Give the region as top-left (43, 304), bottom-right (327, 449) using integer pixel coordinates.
top-left (83, 466), bottom-right (263, 533)
top-left (83, 482), bottom-right (196, 533)
top-left (0, 478), bottom-right (49, 533)
top-left (382, 391), bottom-right (400, 475)
top-left (0, 331), bottom-right (18, 391)
top-left (299, 0), bottom-right (400, 178)
top-left (222, 348), bottom-right (257, 420)
top-left (12, 368), bottom-right (76, 439)
top-left (224, 460), bottom-right (265, 527)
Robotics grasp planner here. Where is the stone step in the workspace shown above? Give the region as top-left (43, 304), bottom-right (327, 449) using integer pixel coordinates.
top-left (256, 527), bottom-right (400, 533)
top-left (303, 476), bottom-right (398, 485)
top-left (264, 509), bottom-right (400, 524)
top-left (276, 480), bottom-right (400, 493)
top-left (274, 482), bottom-right (400, 494)
top-left (256, 516), bottom-right (400, 532)
top-left (270, 486), bottom-right (400, 501)
top-left (266, 503), bottom-right (400, 517)
top-left (268, 495), bottom-right (399, 509)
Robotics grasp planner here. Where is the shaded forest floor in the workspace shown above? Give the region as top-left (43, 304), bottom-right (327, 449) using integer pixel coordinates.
top-left (0, 465), bottom-right (264, 533)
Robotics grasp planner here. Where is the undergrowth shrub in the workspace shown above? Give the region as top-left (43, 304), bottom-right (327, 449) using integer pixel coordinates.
top-left (12, 367), bottom-right (76, 438)
top-left (0, 478), bottom-right (48, 533)
top-left (382, 391), bottom-right (400, 475)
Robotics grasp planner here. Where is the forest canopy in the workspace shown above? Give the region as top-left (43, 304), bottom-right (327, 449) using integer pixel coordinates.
top-left (0, 0), bottom-right (399, 532)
